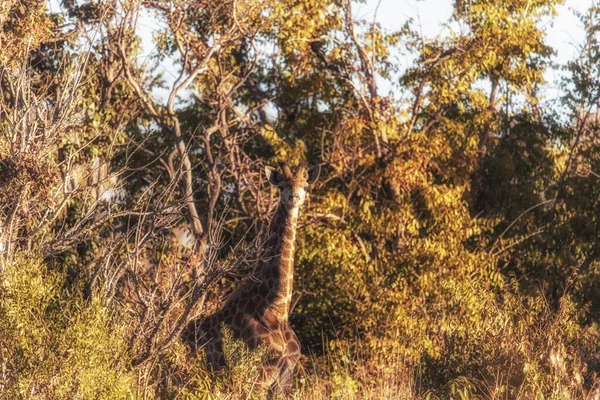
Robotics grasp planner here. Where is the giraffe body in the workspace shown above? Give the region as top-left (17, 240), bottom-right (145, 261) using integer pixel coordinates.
top-left (184, 162), bottom-right (320, 397)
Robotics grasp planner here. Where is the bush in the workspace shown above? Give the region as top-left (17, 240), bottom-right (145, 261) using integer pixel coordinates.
top-left (0, 253), bottom-right (134, 399)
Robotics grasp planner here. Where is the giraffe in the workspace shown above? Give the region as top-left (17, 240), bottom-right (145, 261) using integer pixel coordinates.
top-left (184, 161), bottom-right (321, 398)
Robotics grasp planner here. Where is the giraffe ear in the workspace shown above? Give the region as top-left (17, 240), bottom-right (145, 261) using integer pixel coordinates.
top-left (265, 166), bottom-right (282, 186)
top-left (307, 165), bottom-right (321, 185)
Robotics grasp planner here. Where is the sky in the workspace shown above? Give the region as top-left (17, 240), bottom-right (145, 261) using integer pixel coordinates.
top-left (356, 0), bottom-right (594, 102)
top-left (357, 0), bottom-right (592, 57)
top-left (47, 0), bottom-right (595, 103)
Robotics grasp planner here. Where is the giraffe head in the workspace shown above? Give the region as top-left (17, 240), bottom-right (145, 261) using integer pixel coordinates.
top-left (265, 161), bottom-right (321, 209)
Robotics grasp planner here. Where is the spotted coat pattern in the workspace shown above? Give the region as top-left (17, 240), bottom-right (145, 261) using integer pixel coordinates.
top-left (184, 162), bottom-right (320, 398)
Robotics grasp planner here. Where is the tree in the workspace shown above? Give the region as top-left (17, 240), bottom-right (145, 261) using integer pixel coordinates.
top-left (2, 0), bottom-right (600, 398)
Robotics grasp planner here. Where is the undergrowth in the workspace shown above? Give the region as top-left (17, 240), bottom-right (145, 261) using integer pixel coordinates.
top-left (2, 253), bottom-right (599, 399)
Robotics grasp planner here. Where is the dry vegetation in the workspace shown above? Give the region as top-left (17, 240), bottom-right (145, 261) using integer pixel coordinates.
top-left (2, 0), bottom-right (600, 399)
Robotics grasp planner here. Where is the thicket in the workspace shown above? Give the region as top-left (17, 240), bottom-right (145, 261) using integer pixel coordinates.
top-left (1, 0), bottom-right (600, 398)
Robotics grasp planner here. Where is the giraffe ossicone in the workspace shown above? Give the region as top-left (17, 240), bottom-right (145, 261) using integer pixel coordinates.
top-left (183, 161), bottom-right (321, 398)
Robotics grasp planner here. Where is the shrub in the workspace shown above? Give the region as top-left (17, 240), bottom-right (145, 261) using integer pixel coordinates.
top-left (0, 253), bottom-right (134, 399)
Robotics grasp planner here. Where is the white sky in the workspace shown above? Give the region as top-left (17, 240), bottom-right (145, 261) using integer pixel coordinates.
top-left (357, 0), bottom-right (594, 102)
top-left (358, 0), bottom-right (591, 55)
top-left (47, 0), bottom-right (594, 104)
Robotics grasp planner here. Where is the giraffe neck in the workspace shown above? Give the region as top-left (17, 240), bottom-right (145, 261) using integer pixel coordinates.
top-left (261, 202), bottom-right (299, 319)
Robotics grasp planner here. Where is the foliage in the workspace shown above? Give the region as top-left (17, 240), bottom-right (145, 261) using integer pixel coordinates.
top-left (221, 326), bottom-right (270, 399)
top-left (0, 254), bottom-right (134, 398)
top-left (2, 0), bottom-right (600, 399)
